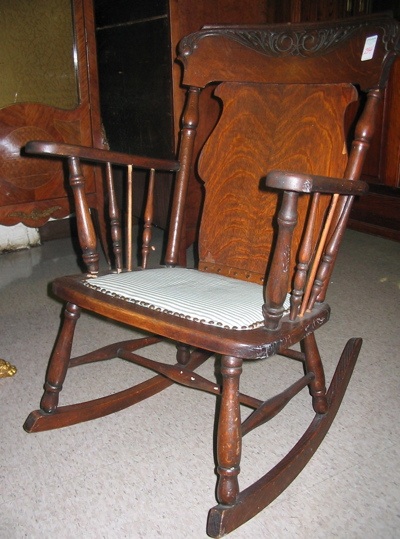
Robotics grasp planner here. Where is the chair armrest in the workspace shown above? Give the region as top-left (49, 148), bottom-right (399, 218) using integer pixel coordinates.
top-left (25, 141), bottom-right (180, 172)
top-left (265, 170), bottom-right (368, 195)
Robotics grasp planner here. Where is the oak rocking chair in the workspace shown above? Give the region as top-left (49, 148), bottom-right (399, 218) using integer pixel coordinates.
top-left (24, 14), bottom-right (399, 537)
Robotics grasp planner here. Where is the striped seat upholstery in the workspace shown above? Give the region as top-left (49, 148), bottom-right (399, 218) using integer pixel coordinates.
top-left (84, 267), bottom-right (290, 331)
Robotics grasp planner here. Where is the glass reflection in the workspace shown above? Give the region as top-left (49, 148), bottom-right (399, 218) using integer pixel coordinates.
top-left (0, 0), bottom-right (78, 109)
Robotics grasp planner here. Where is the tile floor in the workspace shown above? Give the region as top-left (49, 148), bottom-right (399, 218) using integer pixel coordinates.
top-left (1, 228), bottom-right (399, 538)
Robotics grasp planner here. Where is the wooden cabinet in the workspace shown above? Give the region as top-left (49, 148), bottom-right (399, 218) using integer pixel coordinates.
top-left (266, 0), bottom-right (366, 22)
top-left (0, 0), bottom-right (104, 229)
top-left (94, 0), bottom-right (269, 246)
top-left (94, 1), bottom-right (175, 236)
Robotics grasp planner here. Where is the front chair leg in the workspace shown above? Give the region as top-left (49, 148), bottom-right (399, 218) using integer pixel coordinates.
top-left (40, 302), bottom-right (81, 413)
top-left (216, 355), bottom-right (243, 506)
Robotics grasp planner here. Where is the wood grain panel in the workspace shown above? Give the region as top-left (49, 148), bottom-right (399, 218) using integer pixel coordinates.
top-left (197, 82), bottom-right (356, 283)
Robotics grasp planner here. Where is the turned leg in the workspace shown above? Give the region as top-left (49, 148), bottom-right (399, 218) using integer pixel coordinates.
top-left (176, 343), bottom-right (191, 366)
top-left (40, 302), bottom-right (81, 413)
top-left (302, 333), bottom-right (328, 414)
top-left (216, 355), bottom-right (243, 506)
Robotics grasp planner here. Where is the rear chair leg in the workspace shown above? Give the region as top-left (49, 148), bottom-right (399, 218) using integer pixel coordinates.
top-left (216, 355), bottom-right (243, 506)
top-left (40, 302), bottom-right (81, 413)
top-left (176, 343), bottom-right (191, 366)
top-left (302, 332), bottom-right (328, 414)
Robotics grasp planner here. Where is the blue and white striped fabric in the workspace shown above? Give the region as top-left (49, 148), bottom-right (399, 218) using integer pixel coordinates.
top-left (84, 267), bottom-right (290, 331)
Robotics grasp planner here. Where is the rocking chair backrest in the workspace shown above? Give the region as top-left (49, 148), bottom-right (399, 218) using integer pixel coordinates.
top-left (165, 14), bottom-right (399, 305)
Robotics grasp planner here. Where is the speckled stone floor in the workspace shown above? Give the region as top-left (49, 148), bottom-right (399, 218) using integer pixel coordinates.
top-left (1, 228), bottom-right (399, 538)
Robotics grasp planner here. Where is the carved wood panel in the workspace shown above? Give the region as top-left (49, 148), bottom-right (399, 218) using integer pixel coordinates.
top-left (0, 0), bottom-right (103, 227)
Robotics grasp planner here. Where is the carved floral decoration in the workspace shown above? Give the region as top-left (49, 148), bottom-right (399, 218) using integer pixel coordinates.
top-left (180, 18), bottom-right (399, 59)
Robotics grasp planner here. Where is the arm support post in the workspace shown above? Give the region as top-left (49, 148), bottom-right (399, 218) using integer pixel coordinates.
top-left (263, 190), bottom-right (299, 330)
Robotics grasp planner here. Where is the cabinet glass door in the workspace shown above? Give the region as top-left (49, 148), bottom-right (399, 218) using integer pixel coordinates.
top-left (0, 0), bottom-right (78, 109)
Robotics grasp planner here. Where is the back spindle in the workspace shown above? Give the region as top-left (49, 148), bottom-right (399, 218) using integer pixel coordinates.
top-left (126, 165), bottom-right (133, 271)
top-left (299, 193), bottom-right (339, 316)
top-left (290, 192), bottom-right (321, 320)
top-left (142, 168), bottom-right (155, 269)
top-left (105, 162), bottom-right (123, 272)
top-left (305, 87), bottom-right (383, 307)
top-left (307, 196), bottom-right (353, 311)
top-left (68, 156), bottom-right (99, 276)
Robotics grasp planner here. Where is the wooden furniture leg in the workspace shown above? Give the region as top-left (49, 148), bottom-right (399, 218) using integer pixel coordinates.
top-left (302, 332), bottom-right (328, 414)
top-left (40, 302), bottom-right (81, 414)
top-left (207, 338), bottom-right (362, 538)
top-left (24, 346), bottom-right (212, 433)
top-left (216, 356), bottom-right (243, 506)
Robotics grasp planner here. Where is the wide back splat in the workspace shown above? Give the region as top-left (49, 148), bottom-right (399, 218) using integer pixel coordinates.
top-left (197, 82), bottom-right (357, 284)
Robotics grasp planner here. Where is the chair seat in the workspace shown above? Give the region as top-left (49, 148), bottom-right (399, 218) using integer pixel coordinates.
top-left (84, 267), bottom-right (291, 331)
top-left (54, 271), bottom-right (329, 360)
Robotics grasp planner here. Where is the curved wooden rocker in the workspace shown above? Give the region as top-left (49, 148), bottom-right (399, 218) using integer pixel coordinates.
top-left (23, 14), bottom-right (399, 538)
top-left (23, 337), bottom-right (213, 432)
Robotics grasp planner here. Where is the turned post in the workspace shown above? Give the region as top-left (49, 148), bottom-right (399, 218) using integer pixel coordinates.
top-left (302, 333), bottom-right (328, 414)
top-left (105, 161), bottom-right (123, 272)
top-left (40, 303), bottom-right (81, 413)
top-left (165, 86), bottom-right (200, 266)
top-left (307, 196), bottom-right (352, 310)
top-left (263, 190), bottom-right (298, 330)
top-left (126, 164), bottom-right (133, 271)
top-left (176, 343), bottom-right (191, 366)
top-left (311, 87), bottom-right (382, 306)
top-left (68, 156), bottom-right (99, 276)
top-left (300, 193), bottom-right (339, 316)
top-left (142, 168), bottom-right (155, 269)
top-left (290, 192), bottom-right (320, 320)
top-left (216, 355), bottom-right (243, 506)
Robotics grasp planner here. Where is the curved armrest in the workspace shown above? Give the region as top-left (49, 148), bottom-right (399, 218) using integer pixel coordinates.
top-left (265, 170), bottom-right (368, 195)
top-left (25, 141), bottom-right (180, 172)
